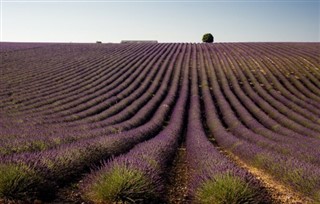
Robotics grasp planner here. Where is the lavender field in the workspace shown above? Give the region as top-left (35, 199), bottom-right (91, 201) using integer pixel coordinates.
top-left (0, 42), bottom-right (319, 203)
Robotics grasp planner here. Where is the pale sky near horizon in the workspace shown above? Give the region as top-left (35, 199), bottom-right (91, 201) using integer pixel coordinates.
top-left (0, 0), bottom-right (319, 43)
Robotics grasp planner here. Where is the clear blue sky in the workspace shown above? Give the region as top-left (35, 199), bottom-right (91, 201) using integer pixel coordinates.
top-left (0, 0), bottom-right (319, 42)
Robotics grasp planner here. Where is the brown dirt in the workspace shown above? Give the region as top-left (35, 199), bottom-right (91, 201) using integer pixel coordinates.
top-left (48, 181), bottom-right (88, 204)
top-left (166, 145), bottom-right (190, 204)
top-left (220, 148), bottom-right (315, 204)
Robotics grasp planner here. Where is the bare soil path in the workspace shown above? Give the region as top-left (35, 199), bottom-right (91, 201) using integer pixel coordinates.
top-left (220, 148), bottom-right (315, 204)
top-left (166, 144), bottom-right (190, 204)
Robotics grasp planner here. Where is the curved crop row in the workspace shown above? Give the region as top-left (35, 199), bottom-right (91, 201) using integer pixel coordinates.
top-left (62, 44), bottom-right (179, 126)
top-left (242, 43), bottom-right (320, 109)
top-left (212, 45), bottom-right (320, 138)
top-left (0, 43), bottom-right (120, 94)
top-left (2, 43), bottom-right (156, 116)
top-left (0, 44), bottom-right (183, 155)
top-left (199, 44), bottom-right (320, 201)
top-left (258, 43), bottom-right (320, 97)
top-left (187, 44), bottom-right (269, 203)
top-left (0, 54), bottom-right (182, 200)
top-left (50, 43), bottom-right (174, 123)
top-left (80, 43), bottom-right (190, 203)
top-left (40, 44), bottom-right (165, 120)
top-left (234, 44), bottom-right (320, 123)
top-left (14, 44), bottom-right (143, 104)
top-left (0, 42), bottom-right (319, 203)
top-left (0, 44), bottom-right (132, 111)
top-left (1, 45), bottom-right (181, 151)
top-left (224, 44), bottom-right (320, 131)
top-left (205, 44), bottom-right (320, 165)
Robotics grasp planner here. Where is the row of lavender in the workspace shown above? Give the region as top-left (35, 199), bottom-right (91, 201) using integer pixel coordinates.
top-left (1, 42), bottom-right (317, 144)
top-left (79, 44), bottom-right (272, 203)
top-left (198, 43), bottom-right (320, 201)
top-left (79, 43), bottom-right (320, 203)
top-left (1, 42), bottom-right (264, 203)
top-left (0, 43), bottom-right (179, 154)
top-left (0, 43), bottom-right (154, 115)
top-left (0, 45), bottom-right (212, 202)
top-left (77, 43), bottom-right (320, 202)
top-left (0, 42), bottom-right (319, 203)
top-left (81, 43), bottom-right (190, 203)
top-left (0, 43), bottom-right (189, 201)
